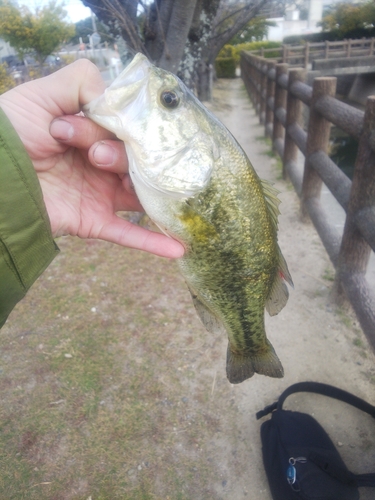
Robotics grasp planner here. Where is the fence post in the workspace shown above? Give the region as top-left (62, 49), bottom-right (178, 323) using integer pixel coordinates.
top-left (283, 45), bottom-right (288, 63)
top-left (248, 56), bottom-right (259, 116)
top-left (249, 55), bottom-right (257, 103)
top-left (333, 97), bottom-right (375, 337)
top-left (259, 58), bottom-right (268, 125)
top-left (241, 53), bottom-right (252, 102)
top-left (272, 63), bottom-right (288, 156)
top-left (301, 77), bottom-right (337, 219)
top-left (324, 40), bottom-right (329, 59)
top-left (304, 43), bottom-right (310, 68)
top-left (347, 38), bottom-right (352, 58)
top-left (265, 61), bottom-right (275, 139)
top-left (244, 54), bottom-right (257, 108)
top-left (283, 68), bottom-right (305, 183)
top-left (254, 57), bottom-right (262, 115)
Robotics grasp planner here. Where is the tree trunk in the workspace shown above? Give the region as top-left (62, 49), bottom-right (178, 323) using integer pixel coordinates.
top-left (157, 0), bottom-right (198, 73)
top-left (196, 60), bottom-right (213, 101)
top-left (177, 0), bottom-right (220, 94)
top-left (83, 0), bottom-right (273, 100)
top-left (144, 0), bottom-right (174, 61)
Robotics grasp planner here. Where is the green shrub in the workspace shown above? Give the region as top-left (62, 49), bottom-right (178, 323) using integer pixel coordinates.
top-left (0, 64), bottom-right (15, 94)
top-left (283, 28), bottom-right (375, 44)
top-left (218, 45), bottom-right (237, 58)
top-left (218, 41), bottom-right (282, 66)
top-left (215, 57), bottom-right (236, 78)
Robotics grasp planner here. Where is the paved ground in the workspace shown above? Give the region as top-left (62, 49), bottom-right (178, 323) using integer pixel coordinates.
top-left (204, 77), bottom-right (375, 500)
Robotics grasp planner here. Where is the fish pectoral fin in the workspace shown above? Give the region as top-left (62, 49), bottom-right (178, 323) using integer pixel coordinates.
top-left (226, 341), bottom-right (284, 384)
top-left (188, 289), bottom-right (226, 336)
top-left (266, 249), bottom-right (294, 316)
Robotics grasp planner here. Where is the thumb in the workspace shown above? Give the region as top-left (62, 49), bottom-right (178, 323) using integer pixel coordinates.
top-left (21, 59), bottom-right (107, 116)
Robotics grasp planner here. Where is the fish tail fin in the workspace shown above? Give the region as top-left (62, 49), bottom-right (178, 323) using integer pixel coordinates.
top-left (226, 341), bottom-right (284, 384)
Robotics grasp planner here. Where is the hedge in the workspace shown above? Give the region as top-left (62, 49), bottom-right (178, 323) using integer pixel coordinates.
top-left (215, 57), bottom-right (236, 78)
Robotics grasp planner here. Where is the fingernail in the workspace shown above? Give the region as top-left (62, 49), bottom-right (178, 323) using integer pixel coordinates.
top-left (50, 119), bottom-right (74, 141)
top-left (93, 142), bottom-right (117, 166)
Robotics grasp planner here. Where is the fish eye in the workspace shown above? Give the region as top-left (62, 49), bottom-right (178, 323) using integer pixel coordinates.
top-left (160, 90), bottom-right (180, 109)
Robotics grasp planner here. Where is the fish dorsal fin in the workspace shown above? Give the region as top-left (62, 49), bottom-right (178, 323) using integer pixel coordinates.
top-left (260, 179), bottom-right (281, 230)
top-left (266, 248), bottom-right (294, 316)
top-left (188, 288), bottom-right (227, 336)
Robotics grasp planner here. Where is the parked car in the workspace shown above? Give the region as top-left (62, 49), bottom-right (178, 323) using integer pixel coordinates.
top-left (1, 55), bottom-right (24, 69)
top-left (44, 55), bottom-right (61, 67)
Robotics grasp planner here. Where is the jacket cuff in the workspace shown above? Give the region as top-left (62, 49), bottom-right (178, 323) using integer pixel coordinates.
top-left (0, 108), bottom-right (59, 328)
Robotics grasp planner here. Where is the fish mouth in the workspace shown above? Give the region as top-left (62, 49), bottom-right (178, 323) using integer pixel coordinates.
top-left (83, 53), bottom-right (151, 128)
top-left (105, 53), bottom-right (151, 108)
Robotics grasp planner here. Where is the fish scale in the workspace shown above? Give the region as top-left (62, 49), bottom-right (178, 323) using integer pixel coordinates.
top-left (84, 53), bottom-right (293, 384)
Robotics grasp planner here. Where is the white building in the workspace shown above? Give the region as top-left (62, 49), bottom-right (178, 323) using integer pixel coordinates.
top-left (267, 0), bottom-right (323, 41)
top-left (0, 39), bottom-right (16, 61)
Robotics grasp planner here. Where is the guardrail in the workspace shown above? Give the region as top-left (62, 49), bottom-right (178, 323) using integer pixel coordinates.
top-left (253, 38), bottom-right (375, 68)
top-left (240, 51), bottom-right (375, 350)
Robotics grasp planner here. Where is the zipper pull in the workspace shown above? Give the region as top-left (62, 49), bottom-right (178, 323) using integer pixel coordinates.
top-left (290, 457), bottom-right (307, 465)
top-left (287, 457), bottom-right (307, 486)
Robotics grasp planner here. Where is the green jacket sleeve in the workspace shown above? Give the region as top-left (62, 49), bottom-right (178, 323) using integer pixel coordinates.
top-left (0, 108), bottom-right (59, 328)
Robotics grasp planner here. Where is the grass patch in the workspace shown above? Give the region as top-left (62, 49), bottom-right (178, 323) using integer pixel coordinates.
top-left (255, 136), bottom-right (283, 177)
top-left (0, 236), bottom-right (239, 499)
top-left (353, 337), bottom-right (364, 348)
top-left (322, 268), bottom-right (335, 282)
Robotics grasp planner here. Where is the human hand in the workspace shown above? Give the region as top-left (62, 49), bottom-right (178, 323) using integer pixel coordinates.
top-left (0, 60), bottom-right (184, 258)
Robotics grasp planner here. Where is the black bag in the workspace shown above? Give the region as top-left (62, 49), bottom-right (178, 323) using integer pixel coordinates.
top-left (257, 382), bottom-right (375, 500)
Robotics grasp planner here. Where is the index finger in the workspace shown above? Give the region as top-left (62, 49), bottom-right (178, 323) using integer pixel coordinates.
top-left (50, 114), bottom-right (117, 147)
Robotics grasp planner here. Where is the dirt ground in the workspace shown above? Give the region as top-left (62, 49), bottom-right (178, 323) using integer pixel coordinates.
top-left (1, 78), bottom-right (375, 500)
top-left (205, 78), bottom-right (375, 500)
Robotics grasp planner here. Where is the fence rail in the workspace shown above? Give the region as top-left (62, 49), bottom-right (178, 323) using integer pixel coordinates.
top-left (252, 38), bottom-right (375, 68)
top-left (240, 51), bottom-right (375, 350)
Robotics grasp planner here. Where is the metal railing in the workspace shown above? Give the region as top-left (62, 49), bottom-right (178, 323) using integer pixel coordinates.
top-left (241, 51), bottom-right (375, 349)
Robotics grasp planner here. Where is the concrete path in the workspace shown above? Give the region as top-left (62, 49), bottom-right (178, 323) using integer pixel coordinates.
top-left (204, 78), bottom-right (375, 500)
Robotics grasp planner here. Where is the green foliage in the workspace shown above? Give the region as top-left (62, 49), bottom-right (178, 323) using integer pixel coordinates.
top-left (283, 1), bottom-right (375, 44)
top-left (283, 32), bottom-right (337, 44)
top-left (218, 41), bottom-right (281, 66)
top-left (215, 57), bottom-right (236, 78)
top-left (320, 1), bottom-right (375, 40)
top-left (0, 1), bottom-right (75, 64)
top-left (0, 63), bottom-right (15, 94)
top-left (230, 17), bottom-right (276, 44)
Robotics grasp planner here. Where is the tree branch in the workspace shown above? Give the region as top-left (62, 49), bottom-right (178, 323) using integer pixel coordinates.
top-left (205, 0), bottom-right (270, 63)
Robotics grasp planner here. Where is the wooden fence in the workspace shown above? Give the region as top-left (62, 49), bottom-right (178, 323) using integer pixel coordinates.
top-left (240, 51), bottom-right (375, 350)
top-left (253, 38), bottom-right (375, 68)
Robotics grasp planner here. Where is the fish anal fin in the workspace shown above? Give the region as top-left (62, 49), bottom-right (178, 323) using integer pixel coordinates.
top-left (226, 341), bottom-right (284, 384)
top-left (266, 272), bottom-right (289, 316)
top-left (278, 249), bottom-right (294, 288)
top-left (189, 289), bottom-right (226, 336)
top-left (266, 249), bottom-right (293, 316)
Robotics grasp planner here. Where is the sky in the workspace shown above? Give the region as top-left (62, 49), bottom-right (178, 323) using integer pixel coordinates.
top-left (17, 0), bottom-right (92, 23)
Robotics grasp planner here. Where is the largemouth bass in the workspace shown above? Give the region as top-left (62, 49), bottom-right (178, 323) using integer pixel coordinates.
top-left (84, 53), bottom-right (293, 384)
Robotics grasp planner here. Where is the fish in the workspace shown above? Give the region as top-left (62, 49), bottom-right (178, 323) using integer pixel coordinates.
top-left (84, 53), bottom-right (293, 384)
